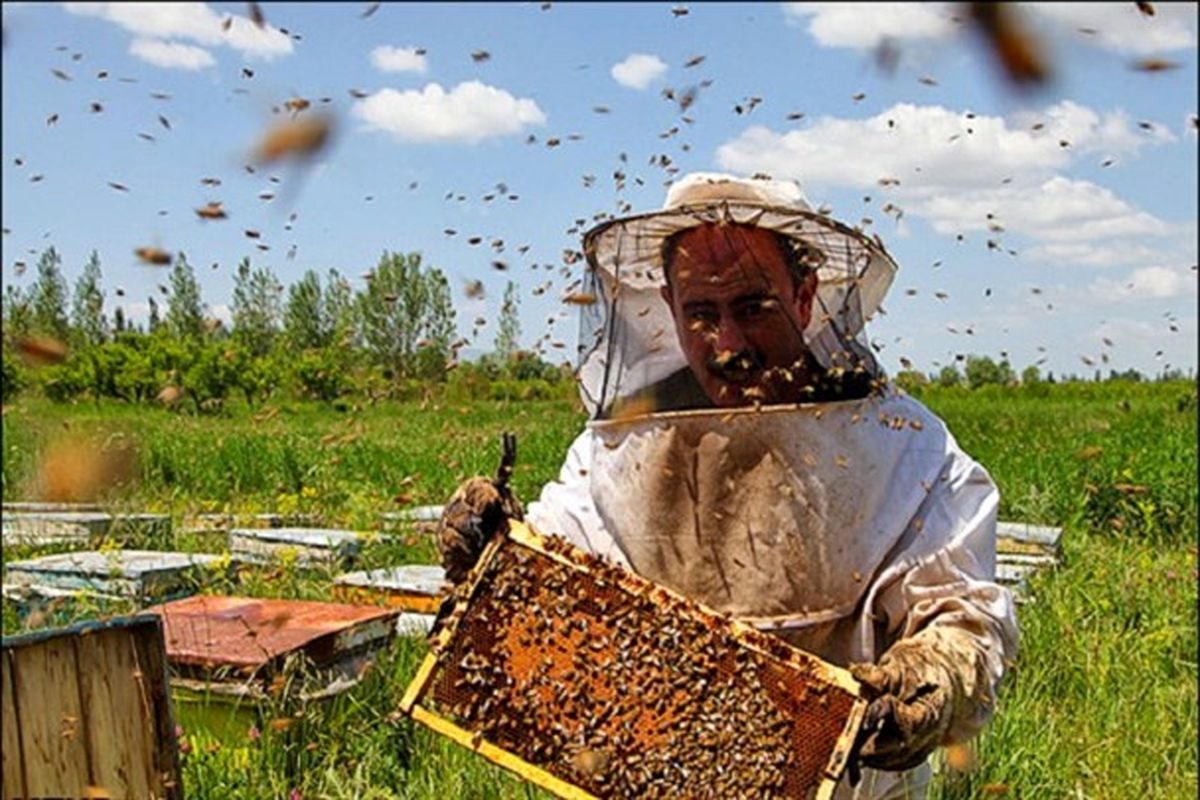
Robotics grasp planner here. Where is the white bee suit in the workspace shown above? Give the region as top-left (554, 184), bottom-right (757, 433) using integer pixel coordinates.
top-left (526, 389), bottom-right (1018, 799)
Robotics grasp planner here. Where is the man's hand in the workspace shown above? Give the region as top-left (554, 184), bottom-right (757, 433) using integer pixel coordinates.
top-left (849, 638), bottom-right (955, 772)
top-left (437, 477), bottom-right (523, 583)
top-left (437, 433), bottom-right (524, 584)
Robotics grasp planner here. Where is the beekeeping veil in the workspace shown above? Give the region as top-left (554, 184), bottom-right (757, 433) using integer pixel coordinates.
top-left (577, 172), bottom-right (897, 416)
top-left (553, 173), bottom-right (926, 633)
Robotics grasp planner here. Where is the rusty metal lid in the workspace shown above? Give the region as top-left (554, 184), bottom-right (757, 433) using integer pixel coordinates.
top-left (145, 595), bottom-right (399, 671)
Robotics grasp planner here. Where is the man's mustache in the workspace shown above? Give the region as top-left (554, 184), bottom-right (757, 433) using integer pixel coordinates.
top-left (706, 348), bottom-right (765, 381)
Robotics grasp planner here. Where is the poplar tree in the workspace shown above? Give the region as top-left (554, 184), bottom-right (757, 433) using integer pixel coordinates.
top-left (283, 269), bottom-right (326, 350)
top-left (231, 257), bottom-right (283, 357)
top-left (165, 253), bottom-right (205, 342)
top-left (30, 246), bottom-right (69, 340)
top-left (494, 280), bottom-right (521, 360)
top-left (71, 250), bottom-right (108, 346)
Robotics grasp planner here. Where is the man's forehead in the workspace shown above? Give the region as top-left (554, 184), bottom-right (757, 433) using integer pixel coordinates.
top-left (669, 224), bottom-right (789, 289)
top-left (673, 222), bottom-right (782, 257)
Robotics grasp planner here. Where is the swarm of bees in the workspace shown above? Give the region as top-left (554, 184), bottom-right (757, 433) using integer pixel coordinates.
top-left (420, 531), bottom-right (862, 798)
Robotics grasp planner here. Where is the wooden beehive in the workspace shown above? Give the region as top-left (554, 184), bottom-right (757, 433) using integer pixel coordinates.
top-left (333, 565), bottom-right (449, 613)
top-left (146, 595), bottom-right (401, 702)
top-left (400, 521), bottom-right (866, 799)
top-left (1, 614), bottom-right (181, 800)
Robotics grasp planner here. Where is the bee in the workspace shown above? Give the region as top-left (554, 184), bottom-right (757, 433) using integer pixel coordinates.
top-left (1131, 57), bottom-right (1179, 73)
top-left (248, 1), bottom-right (266, 28)
top-left (195, 202), bottom-right (227, 220)
top-left (134, 246), bottom-right (172, 266)
top-left (253, 114), bottom-right (332, 164)
top-left (16, 336), bottom-right (68, 366)
top-left (283, 96), bottom-right (311, 116)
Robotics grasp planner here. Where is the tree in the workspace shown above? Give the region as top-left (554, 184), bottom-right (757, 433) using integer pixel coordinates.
top-left (324, 269), bottom-right (357, 347)
top-left (113, 305), bottom-right (127, 334)
top-left (358, 251), bottom-right (456, 381)
top-left (2, 284), bottom-right (33, 339)
top-left (231, 257), bottom-right (282, 357)
top-left (71, 250), bottom-right (108, 347)
top-left (166, 253), bottom-right (205, 342)
top-left (147, 296), bottom-right (162, 332)
top-left (1021, 364), bottom-right (1040, 385)
top-left (420, 268), bottom-right (456, 378)
top-left (965, 355), bottom-right (1015, 389)
top-left (30, 246), bottom-right (70, 340)
top-left (1108, 368), bottom-right (1144, 382)
top-left (495, 280), bottom-right (521, 360)
top-left (893, 369), bottom-right (929, 394)
top-left (936, 364), bottom-right (963, 388)
top-left (283, 269), bottom-right (326, 350)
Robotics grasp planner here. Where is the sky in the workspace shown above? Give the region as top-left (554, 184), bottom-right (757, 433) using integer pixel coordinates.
top-left (1, 1), bottom-right (1196, 379)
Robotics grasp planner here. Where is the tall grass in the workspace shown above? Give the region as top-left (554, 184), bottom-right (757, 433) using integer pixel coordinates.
top-left (2, 381), bottom-right (1196, 798)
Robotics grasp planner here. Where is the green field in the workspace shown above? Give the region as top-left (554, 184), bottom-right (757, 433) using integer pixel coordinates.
top-left (2, 381), bottom-right (1196, 798)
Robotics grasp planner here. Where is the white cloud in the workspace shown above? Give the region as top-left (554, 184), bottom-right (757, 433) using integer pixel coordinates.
top-left (610, 53), bottom-right (667, 90)
top-left (782, 2), bottom-right (956, 49)
top-left (1089, 265), bottom-right (1198, 302)
top-left (914, 176), bottom-right (1170, 242)
top-left (782, 3), bottom-right (1196, 61)
top-left (717, 101), bottom-right (1155, 191)
top-left (1023, 241), bottom-right (1174, 268)
top-left (1027, 3), bottom-right (1197, 55)
top-left (370, 45), bottom-right (427, 73)
top-left (715, 100), bottom-right (1175, 244)
top-left (64, 2), bottom-right (293, 62)
top-left (352, 81), bottom-right (546, 144)
top-left (129, 38), bottom-right (215, 70)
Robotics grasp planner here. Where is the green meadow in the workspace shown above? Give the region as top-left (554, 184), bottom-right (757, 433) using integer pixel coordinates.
top-left (2, 380), bottom-right (1196, 799)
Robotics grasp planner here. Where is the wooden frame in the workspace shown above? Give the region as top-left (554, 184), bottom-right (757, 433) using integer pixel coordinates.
top-left (400, 520), bottom-right (865, 799)
top-left (2, 615), bottom-right (181, 800)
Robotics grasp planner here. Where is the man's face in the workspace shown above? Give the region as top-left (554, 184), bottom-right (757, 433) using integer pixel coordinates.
top-left (662, 224), bottom-right (818, 407)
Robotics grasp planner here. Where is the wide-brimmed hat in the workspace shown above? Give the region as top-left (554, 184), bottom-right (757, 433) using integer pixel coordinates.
top-left (581, 172), bottom-right (898, 330)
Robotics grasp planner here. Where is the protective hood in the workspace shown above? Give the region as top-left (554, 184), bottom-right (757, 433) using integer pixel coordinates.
top-left (574, 172), bottom-right (899, 418)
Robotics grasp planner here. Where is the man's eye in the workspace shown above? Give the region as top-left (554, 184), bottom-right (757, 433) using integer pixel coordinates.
top-left (687, 311), bottom-right (717, 329)
top-left (738, 302), bottom-right (769, 320)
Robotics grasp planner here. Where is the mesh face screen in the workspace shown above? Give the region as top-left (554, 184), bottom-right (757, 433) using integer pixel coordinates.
top-left (418, 531), bottom-right (863, 798)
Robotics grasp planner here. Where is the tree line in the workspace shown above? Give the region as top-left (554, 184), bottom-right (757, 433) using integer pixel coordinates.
top-left (1, 246), bottom-right (566, 410)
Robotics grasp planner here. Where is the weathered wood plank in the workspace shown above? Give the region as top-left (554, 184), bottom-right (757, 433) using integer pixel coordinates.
top-left (2, 650), bottom-right (26, 800)
top-left (77, 628), bottom-right (156, 800)
top-left (129, 619), bottom-right (182, 800)
top-left (11, 636), bottom-right (90, 798)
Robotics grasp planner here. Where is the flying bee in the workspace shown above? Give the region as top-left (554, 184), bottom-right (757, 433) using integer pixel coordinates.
top-left (283, 96), bottom-right (311, 116)
top-left (134, 246), bottom-right (172, 266)
top-left (195, 201), bottom-right (227, 220)
top-left (253, 114), bottom-right (332, 164)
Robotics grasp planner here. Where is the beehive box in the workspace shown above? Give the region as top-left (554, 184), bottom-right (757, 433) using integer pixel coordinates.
top-left (333, 565), bottom-right (449, 613)
top-left (4, 550), bottom-right (231, 605)
top-left (146, 595), bottom-right (400, 700)
top-left (228, 527), bottom-right (361, 566)
top-left (2, 615), bottom-right (181, 800)
top-left (400, 521), bottom-right (866, 800)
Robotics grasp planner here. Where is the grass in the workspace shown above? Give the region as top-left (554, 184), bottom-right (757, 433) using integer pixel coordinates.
top-left (2, 381), bottom-right (1196, 798)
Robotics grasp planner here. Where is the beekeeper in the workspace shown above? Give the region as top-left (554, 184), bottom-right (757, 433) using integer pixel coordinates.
top-left (438, 173), bottom-right (1019, 799)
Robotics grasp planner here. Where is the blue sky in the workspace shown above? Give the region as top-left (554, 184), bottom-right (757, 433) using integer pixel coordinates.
top-left (2, 2), bottom-right (1196, 378)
